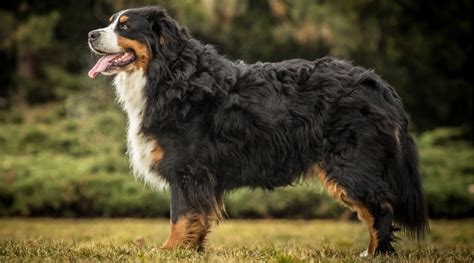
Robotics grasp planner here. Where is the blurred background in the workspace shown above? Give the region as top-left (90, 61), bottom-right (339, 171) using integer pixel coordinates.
top-left (0, 0), bottom-right (472, 219)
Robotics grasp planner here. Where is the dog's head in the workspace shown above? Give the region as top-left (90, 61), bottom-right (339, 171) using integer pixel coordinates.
top-left (88, 6), bottom-right (189, 78)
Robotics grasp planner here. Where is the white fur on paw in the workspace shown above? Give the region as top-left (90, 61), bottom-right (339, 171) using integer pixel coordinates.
top-left (359, 250), bottom-right (369, 257)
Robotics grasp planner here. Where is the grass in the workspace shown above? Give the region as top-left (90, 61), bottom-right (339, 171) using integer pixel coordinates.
top-left (0, 219), bottom-right (473, 262)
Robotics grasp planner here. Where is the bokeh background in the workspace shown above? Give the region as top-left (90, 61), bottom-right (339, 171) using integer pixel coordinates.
top-left (0, 0), bottom-right (472, 219)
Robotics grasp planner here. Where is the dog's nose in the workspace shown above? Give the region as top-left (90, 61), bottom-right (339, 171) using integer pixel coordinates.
top-left (88, 30), bottom-right (100, 41)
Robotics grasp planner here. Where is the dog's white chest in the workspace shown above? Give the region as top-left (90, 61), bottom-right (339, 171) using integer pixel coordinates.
top-left (114, 70), bottom-right (166, 190)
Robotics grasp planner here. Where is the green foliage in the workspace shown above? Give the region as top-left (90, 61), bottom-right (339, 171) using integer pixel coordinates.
top-left (0, 93), bottom-right (472, 218)
top-left (418, 128), bottom-right (474, 217)
top-left (14, 12), bottom-right (60, 52)
top-left (226, 185), bottom-right (343, 219)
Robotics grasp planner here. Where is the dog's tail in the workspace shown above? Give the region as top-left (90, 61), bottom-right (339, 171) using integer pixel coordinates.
top-left (391, 131), bottom-right (429, 240)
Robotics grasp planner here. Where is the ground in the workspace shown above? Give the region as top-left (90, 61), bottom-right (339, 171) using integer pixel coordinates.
top-left (0, 219), bottom-right (473, 262)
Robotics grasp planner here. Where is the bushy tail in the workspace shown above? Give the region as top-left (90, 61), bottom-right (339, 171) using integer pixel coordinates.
top-left (392, 132), bottom-right (429, 239)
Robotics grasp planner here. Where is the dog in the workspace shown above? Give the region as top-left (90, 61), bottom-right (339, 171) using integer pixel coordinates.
top-left (87, 6), bottom-right (428, 256)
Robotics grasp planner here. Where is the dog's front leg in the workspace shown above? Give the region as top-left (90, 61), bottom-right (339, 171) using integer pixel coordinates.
top-left (161, 183), bottom-right (211, 250)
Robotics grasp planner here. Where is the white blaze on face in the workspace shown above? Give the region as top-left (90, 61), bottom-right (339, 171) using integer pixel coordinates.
top-left (88, 10), bottom-right (135, 78)
top-left (88, 10), bottom-right (128, 55)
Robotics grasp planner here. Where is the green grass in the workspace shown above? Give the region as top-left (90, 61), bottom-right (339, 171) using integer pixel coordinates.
top-left (0, 219), bottom-right (473, 262)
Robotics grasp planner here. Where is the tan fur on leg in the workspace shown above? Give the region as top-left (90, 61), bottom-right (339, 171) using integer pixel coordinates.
top-left (161, 212), bottom-right (210, 250)
top-left (315, 165), bottom-right (379, 255)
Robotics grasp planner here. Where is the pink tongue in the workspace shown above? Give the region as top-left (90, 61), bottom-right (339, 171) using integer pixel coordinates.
top-left (88, 54), bottom-right (120, 79)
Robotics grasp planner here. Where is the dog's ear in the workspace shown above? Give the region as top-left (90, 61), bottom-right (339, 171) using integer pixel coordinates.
top-left (146, 7), bottom-right (189, 60)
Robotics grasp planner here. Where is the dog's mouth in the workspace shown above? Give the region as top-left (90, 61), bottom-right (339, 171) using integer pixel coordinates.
top-left (88, 50), bottom-right (136, 78)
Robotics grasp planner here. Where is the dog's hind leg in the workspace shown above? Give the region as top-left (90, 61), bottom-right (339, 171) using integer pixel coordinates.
top-left (355, 200), bottom-right (397, 256)
top-left (315, 165), bottom-right (396, 256)
top-left (371, 201), bottom-right (397, 255)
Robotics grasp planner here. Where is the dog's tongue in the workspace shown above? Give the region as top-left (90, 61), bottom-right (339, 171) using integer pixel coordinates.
top-left (88, 54), bottom-right (119, 79)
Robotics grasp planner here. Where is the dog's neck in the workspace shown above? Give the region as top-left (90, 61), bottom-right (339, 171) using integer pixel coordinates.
top-left (114, 69), bottom-right (147, 120)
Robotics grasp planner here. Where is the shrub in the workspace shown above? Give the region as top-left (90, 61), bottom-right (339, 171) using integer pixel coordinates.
top-left (0, 103), bottom-right (472, 218)
top-left (418, 128), bottom-right (474, 217)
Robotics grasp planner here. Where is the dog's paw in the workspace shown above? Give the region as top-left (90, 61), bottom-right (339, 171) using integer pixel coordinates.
top-left (359, 249), bottom-right (370, 258)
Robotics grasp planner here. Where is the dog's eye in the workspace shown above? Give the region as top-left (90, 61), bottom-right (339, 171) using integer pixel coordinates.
top-left (119, 23), bottom-right (128, 30)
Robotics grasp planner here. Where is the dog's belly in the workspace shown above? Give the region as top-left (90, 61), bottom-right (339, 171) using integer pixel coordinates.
top-left (114, 70), bottom-right (167, 190)
top-left (215, 140), bottom-right (318, 190)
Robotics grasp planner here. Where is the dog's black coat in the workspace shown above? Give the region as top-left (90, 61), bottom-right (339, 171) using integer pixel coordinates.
top-left (104, 6), bottom-right (428, 251)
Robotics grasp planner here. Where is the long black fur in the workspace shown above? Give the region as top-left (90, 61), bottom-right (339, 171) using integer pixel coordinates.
top-left (114, 6), bottom-right (428, 246)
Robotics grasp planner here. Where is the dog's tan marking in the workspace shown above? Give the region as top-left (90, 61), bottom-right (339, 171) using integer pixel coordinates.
top-left (161, 213), bottom-right (210, 250)
top-left (119, 15), bottom-right (129, 23)
top-left (159, 36), bottom-right (165, 45)
top-left (315, 165), bottom-right (345, 200)
top-left (108, 16), bottom-right (113, 23)
top-left (117, 36), bottom-right (150, 70)
top-left (315, 165), bottom-right (379, 255)
top-left (354, 203), bottom-right (378, 255)
top-left (151, 144), bottom-right (164, 164)
top-left (161, 217), bottom-right (188, 249)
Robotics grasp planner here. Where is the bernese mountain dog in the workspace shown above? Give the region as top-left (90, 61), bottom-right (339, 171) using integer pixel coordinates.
top-left (87, 6), bottom-right (428, 256)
